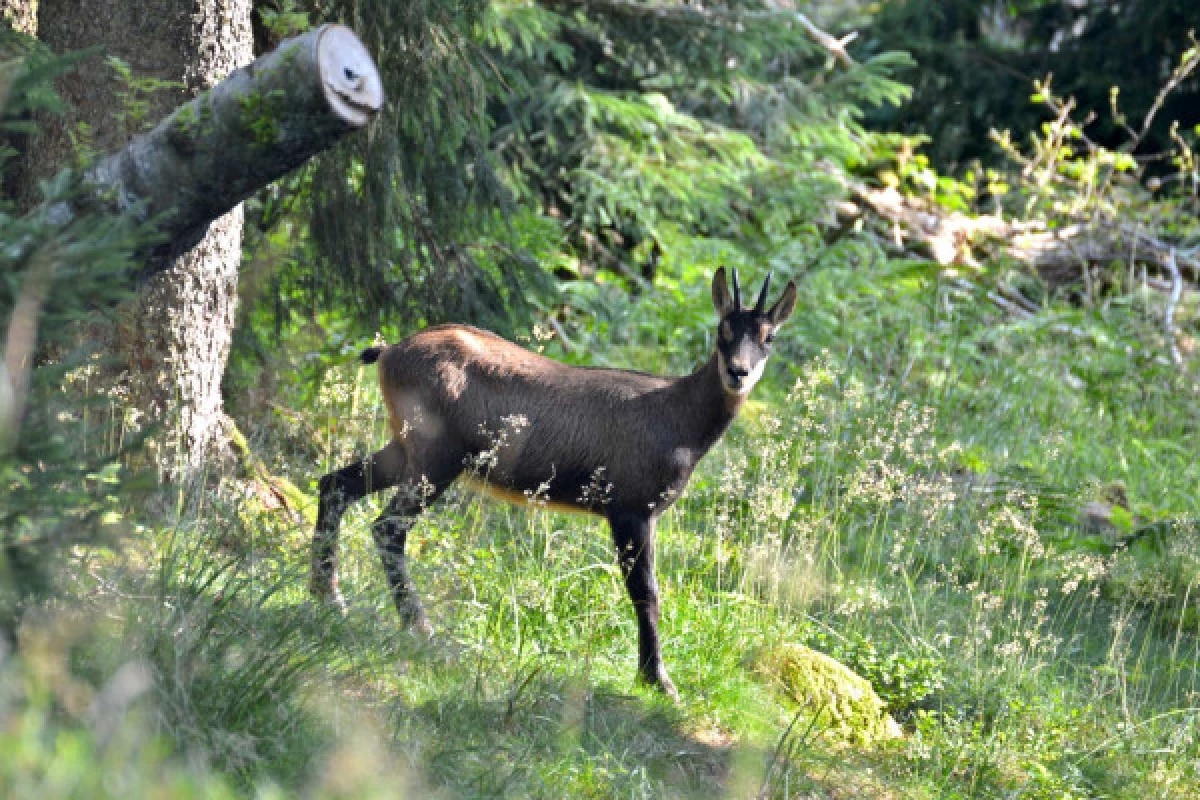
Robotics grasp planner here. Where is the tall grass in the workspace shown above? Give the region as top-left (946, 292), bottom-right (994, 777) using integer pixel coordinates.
top-left (4, 256), bottom-right (1200, 798)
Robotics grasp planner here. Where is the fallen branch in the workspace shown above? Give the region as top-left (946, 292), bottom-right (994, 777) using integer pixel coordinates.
top-left (1008, 225), bottom-right (1200, 287)
top-left (847, 181), bottom-right (1200, 294)
top-left (850, 181), bottom-right (1191, 368)
top-left (848, 182), bottom-right (1013, 267)
top-left (54, 24), bottom-right (383, 272)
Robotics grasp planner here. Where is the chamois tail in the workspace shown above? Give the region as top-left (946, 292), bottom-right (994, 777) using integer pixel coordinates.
top-left (360, 347), bottom-right (383, 365)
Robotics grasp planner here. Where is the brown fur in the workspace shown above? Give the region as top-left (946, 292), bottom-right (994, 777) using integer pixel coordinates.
top-left (375, 324), bottom-right (741, 516)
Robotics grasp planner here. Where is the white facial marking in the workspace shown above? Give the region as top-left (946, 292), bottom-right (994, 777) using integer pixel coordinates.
top-left (735, 359), bottom-right (766, 395)
top-left (717, 351), bottom-right (766, 395)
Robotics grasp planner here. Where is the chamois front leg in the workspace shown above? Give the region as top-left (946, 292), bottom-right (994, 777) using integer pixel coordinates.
top-left (609, 511), bottom-right (677, 700)
top-left (311, 441), bottom-right (407, 610)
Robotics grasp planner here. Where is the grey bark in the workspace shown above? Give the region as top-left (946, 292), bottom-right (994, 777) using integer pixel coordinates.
top-left (36, 0), bottom-right (254, 474)
top-left (87, 25), bottom-right (384, 267)
top-left (31, 2), bottom-right (381, 475)
top-left (22, 26), bottom-right (381, 472)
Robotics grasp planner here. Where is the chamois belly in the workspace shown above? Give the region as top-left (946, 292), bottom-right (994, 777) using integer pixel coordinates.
top-left (458, 475), bottom-right (597, 516)
top-left (456, 436), bottom-right (695, 518)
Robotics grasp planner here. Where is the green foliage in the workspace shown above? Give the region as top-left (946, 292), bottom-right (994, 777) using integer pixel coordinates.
top-left (105, 56), bottom-right (183, 140)
top-left (280, 0), bottom-right (517, 330)
top-left (10, 2), bottom-right (1200, 797)
top-left (237, 0), bottom-right (912, 370)
top-left (254, 0), bottom-right (312, 45)
top-left (858, 0), bottom-right (1200, 169)
top-left (802, 628), bottom-right (946, 715)
top-left (237, 86), bottom-right (286, 147)
top-left (0, 694), bottom-right (239, 798)
top-left (0, 45), bottom-right (158, 641)
top-left (128, 528), bottom-right (339, 784)
top-left (483, 0), bottom-right (910, 278)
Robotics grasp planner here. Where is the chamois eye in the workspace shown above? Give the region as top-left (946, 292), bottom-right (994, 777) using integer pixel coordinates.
top-left (764, 332), bottom-right (776, 345)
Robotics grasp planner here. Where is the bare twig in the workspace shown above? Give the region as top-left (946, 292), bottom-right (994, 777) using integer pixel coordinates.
top-left (557, 1), bottom-right (858, 67)
top-left (542, 314), bottom-right (578, 354)
top-left (792, 13), bottom-right (857, 67)
top-left (1135, 38), bottom-right (1200, 152)
top-left (1163, 248), bottom-right (1184, 367)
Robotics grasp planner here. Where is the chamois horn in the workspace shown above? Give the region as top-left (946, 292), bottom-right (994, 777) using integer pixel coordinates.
top-left (731, 267), bottom-right (742, 309)
top-left (755, 270), bottom-right (773, 312)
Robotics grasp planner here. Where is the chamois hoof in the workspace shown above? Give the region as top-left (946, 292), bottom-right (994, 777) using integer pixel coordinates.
top-left (639, 669), bottom-right (680, 703)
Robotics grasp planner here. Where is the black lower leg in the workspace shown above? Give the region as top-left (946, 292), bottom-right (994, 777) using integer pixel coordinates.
top-left (310, 463), bottom-right (369, 602)
top-left (609, 512), bottom-right (676, 697)
top-left (310, 443), bottom-right (407, 605)
top-left (371, 493), bottom-right (430, 633)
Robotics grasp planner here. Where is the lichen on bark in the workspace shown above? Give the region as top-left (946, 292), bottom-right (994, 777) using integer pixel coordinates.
top-left (0, 0), bottom-right (36, 37)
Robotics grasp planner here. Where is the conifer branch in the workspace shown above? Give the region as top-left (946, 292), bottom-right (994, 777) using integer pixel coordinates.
top-left (553, 1), bottom-right (858, 66)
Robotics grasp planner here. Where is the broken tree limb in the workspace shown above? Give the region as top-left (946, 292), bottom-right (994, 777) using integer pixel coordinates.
top-left (843, 179), bottom-right (1197, 370)
top-left (792, 12), bottom-right (857, 67)
top-left (72, 24), bottom-right (382, 270)
top-left (846, 180), bottom-right (1200, 291)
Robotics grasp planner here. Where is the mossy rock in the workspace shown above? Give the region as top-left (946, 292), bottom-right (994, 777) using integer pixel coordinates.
top-left (755, 643), bottom-right (902, 748)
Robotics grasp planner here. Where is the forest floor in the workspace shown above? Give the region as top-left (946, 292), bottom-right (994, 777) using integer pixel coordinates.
top-left (9, 252), bottom-right (1200, 799)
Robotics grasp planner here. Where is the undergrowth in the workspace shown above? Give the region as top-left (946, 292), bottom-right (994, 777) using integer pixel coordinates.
top-left (6, 244), bottom-right (1200, 798)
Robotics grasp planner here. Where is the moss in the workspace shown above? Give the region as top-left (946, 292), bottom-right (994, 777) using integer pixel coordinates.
top-left (228, 422), bottom-right (316, 525)
top-left (237, 86), bottom-right (286, 147)
top-left (166, 99), bottom-right (217, 154)
top-left (755, 643), bottom-right (902, 748)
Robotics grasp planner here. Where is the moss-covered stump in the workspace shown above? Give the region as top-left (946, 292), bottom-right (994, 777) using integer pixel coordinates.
top-left (229, 421), bottom-right (316, 526)
top-left (756, 643), bottom-right (902, 748)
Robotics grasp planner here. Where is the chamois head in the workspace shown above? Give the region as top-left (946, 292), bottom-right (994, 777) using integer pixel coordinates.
top-left (711, 266), bottom-right (798, 395)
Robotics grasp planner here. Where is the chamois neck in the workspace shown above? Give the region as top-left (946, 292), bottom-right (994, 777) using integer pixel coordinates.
top-left (671, 354), bottom-right (743, 452)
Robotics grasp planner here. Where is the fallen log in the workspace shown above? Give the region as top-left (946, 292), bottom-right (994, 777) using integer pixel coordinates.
top-left (848, 181), bottom-right (1200, 288)
top-left (844, 180), bottom-right (1198, 371)
top-left (55, 24), bottom-right (383, 270)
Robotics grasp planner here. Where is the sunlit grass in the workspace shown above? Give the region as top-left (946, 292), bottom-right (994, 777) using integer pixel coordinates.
top-left (5, 258), bottom-right (1200, 798)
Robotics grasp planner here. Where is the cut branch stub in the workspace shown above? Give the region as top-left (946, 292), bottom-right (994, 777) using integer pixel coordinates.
top-left (318, 24), bottom-right (384, 127)
top-left (84, 24), bottom-right (383, 269)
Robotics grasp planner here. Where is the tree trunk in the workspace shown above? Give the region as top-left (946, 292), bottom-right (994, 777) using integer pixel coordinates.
top-left (18, 22), bottom-right (380, 472)
top-left (2, 0), bottom-right (37, 203)
top-left (35, 0), bottom-right (253, 475)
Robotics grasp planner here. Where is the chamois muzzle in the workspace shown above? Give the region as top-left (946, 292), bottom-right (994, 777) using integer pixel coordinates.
top-left (726, 362), bottom-right (750, 390)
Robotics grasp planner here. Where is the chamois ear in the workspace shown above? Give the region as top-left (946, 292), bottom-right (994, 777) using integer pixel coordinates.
top-left (712, 266), bottom-right (735, 316)
top-left (768, 280), bottom-right (798, 326)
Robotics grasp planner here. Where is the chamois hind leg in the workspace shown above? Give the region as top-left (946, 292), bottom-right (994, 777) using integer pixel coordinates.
top-left (310, 440), bottom-right (408, 609)
top-left (608, 511), bottom-right (677, 700)
top-left (370, 447), bottom-right (462, 633)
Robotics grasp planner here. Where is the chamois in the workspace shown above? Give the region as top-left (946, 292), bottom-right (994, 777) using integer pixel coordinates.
top-left (310, 267), bottom-right (797, 698)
